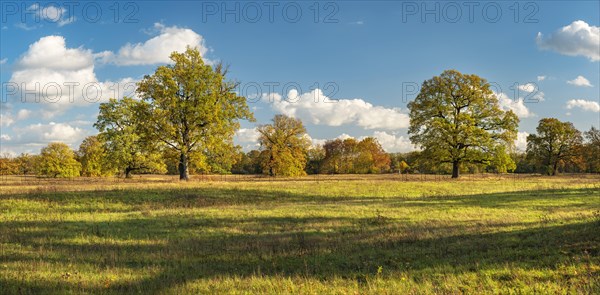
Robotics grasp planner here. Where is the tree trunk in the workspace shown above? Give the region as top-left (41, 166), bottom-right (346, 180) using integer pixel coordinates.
top-left (552, 161), bottom-right (559, 176)
top-left (179, 152), bottom-right (189, 181)
top-left (451, 161), bottom-right (460, 178)
top-left (125, 167), bottom-right (132, 178)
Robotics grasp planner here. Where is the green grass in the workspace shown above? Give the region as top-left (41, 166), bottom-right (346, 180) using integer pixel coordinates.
top-left (0, 174), bottom-right (599, 294)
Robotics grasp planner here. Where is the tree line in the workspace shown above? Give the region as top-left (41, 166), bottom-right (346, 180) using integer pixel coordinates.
top-left (1, 49), bottom-right (598, 179)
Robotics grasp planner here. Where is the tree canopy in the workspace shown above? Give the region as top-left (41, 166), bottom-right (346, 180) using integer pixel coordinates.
top-left (38, 142), bottom-right (81, 178)
top-left (526, 118), bottom-right (583, 175)
top-left (136, 47), bottom-right (254, 180)
top-left (257, 115), bottom-right (310, 176)
top-left (95, 97), bottom-right (166, 178)
top-left (408, 70), bottom-right (519, 178)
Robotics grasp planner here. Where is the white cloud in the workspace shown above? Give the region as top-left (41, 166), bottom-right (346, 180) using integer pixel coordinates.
top-left (264, 89), bottom-right (409, 130)
top-left (234, 128), bottom-right (260, 151)
top-left (567, 75), bottom-right (593, 87)
top-left (16, 109), bottom-right (32, 120)
top-left (108, 23), bottom-right (208, 66)
top-left (0, 58), bottom-right (7, 65)
top-left (566, 99), bottom-right (600, 112)
top-left (9, 36), bottom-right (136, 107)
top-left (27, 3), bottom-right (75, 27)
top-left (0, 134), bottom-right (11, 141)
top-left (537, 76), bottom-right (546, 81)
top-left (0, 113), bottom-right (14, 127)
top-left (515, 131), bottom-right (529, 152)
top-left (496, 92), bottom-right (535, 118)
top-left (536, 20), bottom-right (600, 61)
top-left (518, 83), bottom-right (537, 93)
top-left (371, 131), bottom-right (416, 153)
top-left (235, 128), bottom-right (260, 143)
top-left (13, 122), bottom-right (87, 146)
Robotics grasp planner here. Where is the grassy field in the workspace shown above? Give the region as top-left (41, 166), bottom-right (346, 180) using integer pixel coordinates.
top-left (0, 174), bottom-right (598, 294)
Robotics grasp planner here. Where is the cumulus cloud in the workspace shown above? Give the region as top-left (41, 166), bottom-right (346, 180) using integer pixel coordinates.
top-left (536, 20), bottom-right (600, 61)
top-left (567, 75), bottom-right (593, 87)
top-left (518, 83), bottom-right (537, 93)
top-left (371, 131), bottom-right (416, 153)
top-left (537, 76), bottom-right (546, 81)
top-left (234, 128), bottom-right (260, 151)
top-left (0, 134), bottom-right (11, 141)
top-left (566, 99), bottom-right (600, 112)
top-left (107, 23), bottom-right (208, 66)
top-left (235, 128), bottom-right (260, 143)
top-left (264, 89), bottom-right (409, 130)
top-left (9, 36), bottom-right (136, 107)
top-left (515, 131), bottom-right (529, 152)
top-left (496, 92), bottom-right (535, 118)
top-left (12, 122), bottom-right (87, 146)
top-left (0, 58), bottom-right (7, 65)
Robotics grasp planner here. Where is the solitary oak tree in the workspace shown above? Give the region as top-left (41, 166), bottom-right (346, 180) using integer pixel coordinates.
top-left (137, 47), bottom-right (253, 180)
top-left (526, 118), bottom-right (583, 175)
top-left (258, 115), bottom-right (310, 176)
top-left (408, 70), bottom-right (519, 178)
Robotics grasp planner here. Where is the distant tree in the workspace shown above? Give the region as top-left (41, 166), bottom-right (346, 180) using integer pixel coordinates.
top-left (77, 135), bottom-right (107, 177)
top-left (232, 150), bottom-right (262, 174)
top-left (397, 161), bottom-right (410, 174)
top-left (306, 145), bottom-right (325, 174)
top-left (15, 153), bottom-right (38, 175)
top-left (356, 137), bottom-right (391, 173)
top-left (38, 142), bottom-right (81, 177)
top-left (0, 154), bottom-right (18, 175)
top-left (322, 137), bottom-right (390, 174)
top-left (526, 118), bottom-right (583, 176)
top-left (583, 127), bottom-right (600, 173)
top-left (408, 70), bottom-right (519, 178)
top-left (136, 47), bottom-right (254, 180)
top-left (95, 97), bottom-right (166, 178)
top-left (257, 115), bottom-right (310, 176)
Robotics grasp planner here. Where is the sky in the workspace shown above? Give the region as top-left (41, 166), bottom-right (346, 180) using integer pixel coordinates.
top-left (0, 1), bottom-right (599, 155)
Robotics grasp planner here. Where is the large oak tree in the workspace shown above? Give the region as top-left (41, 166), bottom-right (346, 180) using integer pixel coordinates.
top-left (137, 47), bottom-right (254, 180)
top-left (408, 70), bottom-right (519, 178)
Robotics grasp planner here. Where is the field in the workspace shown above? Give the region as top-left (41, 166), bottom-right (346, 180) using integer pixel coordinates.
top-left (0, 174), bottom-right (599, 294)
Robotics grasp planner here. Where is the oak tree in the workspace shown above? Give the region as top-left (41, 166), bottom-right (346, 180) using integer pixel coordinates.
top-left (136, 47), bottom-right (253, 180)
top-left (526, 118), bottom-right (583, 175)
top-left (408, 70), bottom-right (519, 178)
top-left (257, 115), bottom-right (310, 176)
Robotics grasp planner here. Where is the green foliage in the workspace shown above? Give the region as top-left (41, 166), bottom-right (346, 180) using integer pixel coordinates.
top-left (258, 115), bottom-right (310, 176)
top-left (95, 97), bottom-right (166, 178)
top-left (136, 47), bottom-right (254, 180)
top-left (38, 142), bottom-right (81, 177)
top-left (583, 127), bottom-right (600, 173)
top-left (408, 70), bottom-right (519, 178)
top-left (77, 136), bottom-right (108, 177)
top-left (232, 150), bottom-right (262, 174)
top-left (526, 118), bottom-right (583, 175)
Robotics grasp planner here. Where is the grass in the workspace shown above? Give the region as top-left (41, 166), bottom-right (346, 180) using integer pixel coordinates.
top-left (0, 174), bottom-right (599, 294)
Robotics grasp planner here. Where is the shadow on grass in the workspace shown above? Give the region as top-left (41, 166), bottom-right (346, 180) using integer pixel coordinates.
top-left (0, 187), bottom-right (598, 293)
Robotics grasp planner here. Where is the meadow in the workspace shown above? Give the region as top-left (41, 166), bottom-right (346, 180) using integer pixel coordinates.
top-left (0, 174), bottom-right (598, 294)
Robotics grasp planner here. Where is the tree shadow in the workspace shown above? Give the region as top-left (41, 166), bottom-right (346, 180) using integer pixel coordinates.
top-left (0, 187), bottom-right (598, 293)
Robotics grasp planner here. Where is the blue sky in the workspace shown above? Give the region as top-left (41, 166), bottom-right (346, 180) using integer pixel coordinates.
top-left (1, 1), bottom-right (599, 155)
